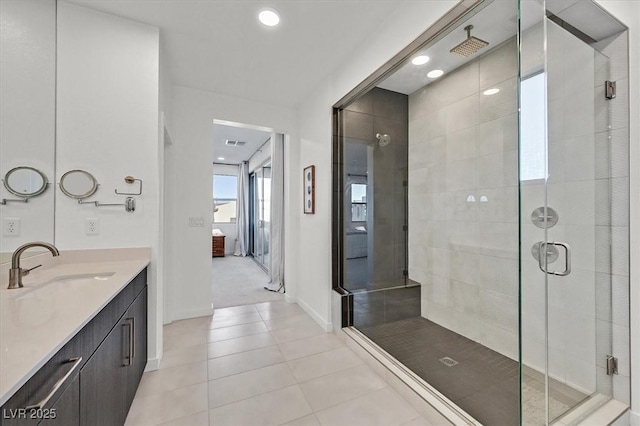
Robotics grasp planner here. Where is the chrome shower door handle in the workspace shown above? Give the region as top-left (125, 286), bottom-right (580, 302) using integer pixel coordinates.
top-left (538, 242), bottom-right (571, 276)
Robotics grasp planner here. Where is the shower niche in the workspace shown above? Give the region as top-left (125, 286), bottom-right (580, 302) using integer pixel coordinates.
top-left (332, 0), bottom-right (630, 425)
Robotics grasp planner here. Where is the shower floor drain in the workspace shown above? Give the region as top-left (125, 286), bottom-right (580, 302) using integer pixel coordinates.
top-left (439, 357), bottom-right (459, 367)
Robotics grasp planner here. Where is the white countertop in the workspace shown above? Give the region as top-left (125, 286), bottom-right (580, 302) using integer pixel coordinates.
top-left (0, 255), bottom-right (150, 406)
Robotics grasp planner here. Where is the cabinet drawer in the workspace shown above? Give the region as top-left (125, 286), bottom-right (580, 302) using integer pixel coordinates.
top-left (1, 339), bottom-right (84, 426)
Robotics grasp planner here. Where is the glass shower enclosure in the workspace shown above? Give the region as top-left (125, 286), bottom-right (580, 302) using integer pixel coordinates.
top-left (332, 0), bottom-right (630, 424)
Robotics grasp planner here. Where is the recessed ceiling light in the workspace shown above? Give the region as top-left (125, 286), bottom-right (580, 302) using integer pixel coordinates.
top-left (483, 88), bottom-right (500, 96)
top-left (217, 157), bottom-right (225, 160)
top-left (411, 55), bottom-right (429, 65)
top-left (427, 69), bottom-right (444, 79)
top-left (258, 8), bottom-right (280, 27)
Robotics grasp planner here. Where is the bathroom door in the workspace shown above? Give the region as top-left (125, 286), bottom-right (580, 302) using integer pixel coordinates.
top-left (519, 1), bottom-right (623, 424)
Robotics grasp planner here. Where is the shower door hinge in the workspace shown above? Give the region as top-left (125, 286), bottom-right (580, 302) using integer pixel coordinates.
top-left (605, 81), bottom-right (616, 100)
top-left (403, 225), bottom-right (408, 231)
top-left (606, 355), bottom-right (618, 375)
top-left (403, 270), bottom-right (408, 277)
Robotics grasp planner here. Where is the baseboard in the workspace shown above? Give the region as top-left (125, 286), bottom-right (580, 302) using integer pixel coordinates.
top-left (171, 306), bottom-right (215, 321)
top-left (296, 297), bottom-right (332, 332)
top-left (630, 410), bottom-right (640, 425)
top-left (285, 294), bottom-right (296, 304)
top-left (144, 356), bottom-right (161, 372)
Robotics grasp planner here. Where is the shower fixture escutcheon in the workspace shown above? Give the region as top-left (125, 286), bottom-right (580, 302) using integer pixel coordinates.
top-left (376, 133), bottom-right (391, 147)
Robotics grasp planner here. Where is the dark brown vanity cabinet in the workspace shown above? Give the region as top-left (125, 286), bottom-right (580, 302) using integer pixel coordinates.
top-left (1, 268), bottom-right (148, 426)
top-left (80, 287), bottom-right (147, 426)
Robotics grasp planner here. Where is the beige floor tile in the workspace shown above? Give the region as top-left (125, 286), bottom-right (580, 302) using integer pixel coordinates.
top-left (299, 364), bottom-right (387, 411)
top-left (315, 387), bottom-right (420, 426)
top-left (271, 322), bottom-right (326, 344)
top-left (160, 344), bottom-right (208, 370)
top-left (265, 314), bottom-right (316, 332)
top-left (208, 362), bottom-right (297, 408)
top-left (254, 300), bottom-right (291, 311)
top-left (280, 413), bottom-right (321, 426)
top-left (135, 361), bottom-right (208, 398)
top-left (278, 333), bottom-right (345, 361)
top-left (214, 304), bottom-right (258, 317)
top-left (157, 410), bottom-right (209, 426)
top-left (209, 312), bottom-right (263, 329)
top-left (258, 304), bottom-right (305, 321)
top-left (125, 382), bottom-right (208, 426)
top-left (207, 332), bottom-right (276, 358)
top-left (209, 385), bottom-right (313, 426)
top-left (208, 345), bottom-right (285, 380)
top-left (164, 317), bottom-right (212, 337)
top-left (401, 417), bottom-right (433, 426)
top-left (164, 331), bottom-right (207, 352)
top-left (208, 321), bottom-right (269, 342)
top-left (288, 347), bottom-right (363, 382)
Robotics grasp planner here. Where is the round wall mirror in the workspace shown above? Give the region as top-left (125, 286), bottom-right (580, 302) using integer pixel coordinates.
top-left (3, 166), bottom-right (49, 197)
top-left (59, 169), bottom-right (99, 199)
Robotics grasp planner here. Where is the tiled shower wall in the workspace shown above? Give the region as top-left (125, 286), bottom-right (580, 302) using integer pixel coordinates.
top-left (407, 40), bottom-right (520, 360)
top-left (344, 88), bottom-right (408, 290)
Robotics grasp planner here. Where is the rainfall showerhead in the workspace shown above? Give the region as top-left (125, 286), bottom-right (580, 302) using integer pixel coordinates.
top-left (450, 25), bottom-right (489, 57)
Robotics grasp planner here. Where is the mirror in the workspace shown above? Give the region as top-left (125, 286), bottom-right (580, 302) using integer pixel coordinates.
top-left (0, 0), bottom-right (57, 262)
top-left (59, 170), bottom-right (99, 200)
top-left (3, 166), bottom-right (49, 197)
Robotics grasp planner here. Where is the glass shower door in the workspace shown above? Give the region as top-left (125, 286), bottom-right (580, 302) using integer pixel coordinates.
top-left (519, 1), bottom-right (624, 423)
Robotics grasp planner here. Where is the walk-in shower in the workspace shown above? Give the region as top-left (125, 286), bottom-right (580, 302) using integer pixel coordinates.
top-left (332, 0), bottom-right (630, 424)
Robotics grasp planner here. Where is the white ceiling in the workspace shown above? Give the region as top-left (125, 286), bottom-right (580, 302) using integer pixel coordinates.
top-left (213, 123), bottom-right (271, 165)
top-left (64, 0), bottom-right (403, 108)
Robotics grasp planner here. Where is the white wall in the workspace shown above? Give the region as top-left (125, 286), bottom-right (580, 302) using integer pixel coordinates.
top-left (56, 2), bottom-right (162, 368)
top-left (295, 1), bottom-right (458, 331)
top-left (248, 138), bottom-right (272, 172)
top-left (165, 85), bottom-right (297, 322)
top-left (0, 0), bottom-right (56, 254)
top-left (593, 1), bottom-right (640, 422)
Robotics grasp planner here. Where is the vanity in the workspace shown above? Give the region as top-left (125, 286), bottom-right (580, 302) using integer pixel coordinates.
top-left (0, 254), bottom-right (150, 425)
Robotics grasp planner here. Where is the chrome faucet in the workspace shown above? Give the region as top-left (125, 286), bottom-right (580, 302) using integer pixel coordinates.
top-left (8, 242), bottom-right (60, 289)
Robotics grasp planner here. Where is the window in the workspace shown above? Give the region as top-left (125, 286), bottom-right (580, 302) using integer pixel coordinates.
top-left (351, 183), bottom-right (367, 221)
top-left (213, 174), bottom-right (238, 223)
top-left (520, 72), bottom-right (547, 181)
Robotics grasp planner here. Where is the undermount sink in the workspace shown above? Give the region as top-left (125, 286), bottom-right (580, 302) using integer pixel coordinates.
top-left (3, 272), bottom-right (116, 300)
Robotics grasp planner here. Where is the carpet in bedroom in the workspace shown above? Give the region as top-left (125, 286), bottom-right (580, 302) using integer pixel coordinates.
top-left (212, 255), bottom-right (284, 308)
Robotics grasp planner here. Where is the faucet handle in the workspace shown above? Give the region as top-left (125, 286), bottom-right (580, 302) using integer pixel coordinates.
top-left (23, 264), bottom-right (42, 276)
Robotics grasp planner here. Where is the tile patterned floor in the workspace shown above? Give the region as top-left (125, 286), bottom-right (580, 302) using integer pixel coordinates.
top-left (125, 300), bottom-right (447, 426)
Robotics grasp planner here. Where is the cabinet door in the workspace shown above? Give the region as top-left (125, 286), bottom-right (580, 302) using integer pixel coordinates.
top-left (126, 287), bottom-right (147, 410)
top-left (80, 317), bottom-right (129, 426)
top-left (37, 374), bottom-right (79, 426)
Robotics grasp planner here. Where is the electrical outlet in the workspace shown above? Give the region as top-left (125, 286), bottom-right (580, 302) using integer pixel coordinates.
top-left (3, 218), bottom-right (20, 236)
top-left (85, 218), bottom-right (100, 235)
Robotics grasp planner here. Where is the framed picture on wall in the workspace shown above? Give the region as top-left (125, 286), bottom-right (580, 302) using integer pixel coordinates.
top-left (304, 165), bottom-right (315, 214)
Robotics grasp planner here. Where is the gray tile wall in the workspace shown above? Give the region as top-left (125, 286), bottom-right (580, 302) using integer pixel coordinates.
top-left (344, 88), bottom-right (408, 290)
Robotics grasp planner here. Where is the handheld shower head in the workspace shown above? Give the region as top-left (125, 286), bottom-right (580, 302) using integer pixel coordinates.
top-left (376, 133), bottom-right (391, 147)
top-left (450, 25), bottom-right (489, 57)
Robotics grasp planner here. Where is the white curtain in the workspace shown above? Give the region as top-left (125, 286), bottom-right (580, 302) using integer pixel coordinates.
top-left (266, 134), bottom-right (285, 291)
top-left (234, 161), bottom-right (249, 256)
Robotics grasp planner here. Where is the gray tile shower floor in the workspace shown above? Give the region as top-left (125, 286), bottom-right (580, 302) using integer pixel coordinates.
top-left (359, 316), bottom-right (588, 425)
